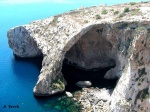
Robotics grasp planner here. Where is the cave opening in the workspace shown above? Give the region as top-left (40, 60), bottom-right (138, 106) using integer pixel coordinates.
top-left (61, 26), bottom-right (118, 92)
top-left (62, 62), bottom-right (117, 92)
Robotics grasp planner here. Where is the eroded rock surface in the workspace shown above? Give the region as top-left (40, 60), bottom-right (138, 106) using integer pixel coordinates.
top-left (7, 2), bottom-right (150, 111)
top-left (73, 87), bottom-right (111, 112)
top-left (7, 26), bottom-right (42, 57)
top-left (65, 27), bottom-right (116, 70)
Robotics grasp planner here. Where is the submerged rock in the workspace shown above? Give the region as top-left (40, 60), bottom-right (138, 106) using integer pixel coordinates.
top-left (44, 96), bottom-right (81, 112)
top-left (65, 91), bottom-right (73, 98)
top-left (76, 81), bottom-right (92, 88)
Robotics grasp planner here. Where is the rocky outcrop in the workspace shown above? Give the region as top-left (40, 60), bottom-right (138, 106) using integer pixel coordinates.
top-left (7, 26), bottom-right (42, 57)
top-left (73, 87), bottom-right (111, 112)
top-left (7, 2), bottom-right (150, 111)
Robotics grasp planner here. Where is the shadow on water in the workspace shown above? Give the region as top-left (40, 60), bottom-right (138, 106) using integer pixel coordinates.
top-left (13, 55), bottom-right (43, 71)
top-left (12, 54), bottom-right (117, 93)
top-left (12, 55), bottom-right (43, 83)
top-left (62, 61), bottom-right (118, 92)
top-left (12, 55), bottom-right (65, 111)
top-left (11, 56), bottom-right (60, 111)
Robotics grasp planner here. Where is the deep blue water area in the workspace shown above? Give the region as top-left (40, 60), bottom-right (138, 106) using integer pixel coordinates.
top-left (0, 1), bottom-right (149, 112)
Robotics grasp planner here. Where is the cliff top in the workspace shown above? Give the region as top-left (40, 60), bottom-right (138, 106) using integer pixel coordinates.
top-left (21, 1), bottom-right (150, 55)
top-left (30, 1), bottom-right (150, 25)
top-left (57, 1), bottom-right (150, 23)
top-left (8, 1), bottom-right (150, 56)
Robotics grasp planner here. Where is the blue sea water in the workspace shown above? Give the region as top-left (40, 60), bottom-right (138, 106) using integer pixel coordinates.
top-left (0, 0), bottom-right (149, 112)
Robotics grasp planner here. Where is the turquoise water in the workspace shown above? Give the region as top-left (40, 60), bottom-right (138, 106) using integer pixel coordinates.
top-left (0, 1), bottom-right (149, 112)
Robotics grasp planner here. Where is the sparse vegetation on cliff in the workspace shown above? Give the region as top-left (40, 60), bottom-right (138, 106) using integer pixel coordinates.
top-left (119, 13), bottom-right (125, 18)
top-left (95, 14), bottom-right (101, 19)
top-left (135, 27), bottom-right (147, 36)
top-left (131, 9), bottom-right (140, 15)
top-left (130, 2), bottom-right (136, 5)
top-left (52, 79), bottom-right (65, 90)
top-left (114, 11), bottom-right (119, 15)
top-left (124, 7), bottom-right (130, 13)
top-left (138, 68), bottom-right (147, 77)
top-left (135, 88), bottom-right (148, 104)
top-left (51, 16), bottom-right (58, 26)
top-left (84, 20), bottom-right (88, 23)
top-left (110, 9), bottom-right (114, 11)
top-left (51, 73), bottom-right (65, 90)
top-left (101, 9), bottom-right (107, 14)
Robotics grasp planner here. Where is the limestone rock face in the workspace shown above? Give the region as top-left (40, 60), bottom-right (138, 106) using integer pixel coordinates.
top-left (73, 88), bottom-right (111, 112)
top-left (8, 26), bottom-right (42, 57)
top-left (7, 2), bottom-right (150, 111)
top-left (110, 26), bottom-right (150, 112)
top-left (65, 27), bottom-right (116, 70)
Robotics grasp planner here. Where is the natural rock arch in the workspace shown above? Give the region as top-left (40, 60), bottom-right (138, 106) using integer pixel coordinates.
top-left (8, 20), bottom-right (150, 111)
top-left (33, 23), bottom-right (123, 96)
top-left (31, 22), bottom-right (150, 111)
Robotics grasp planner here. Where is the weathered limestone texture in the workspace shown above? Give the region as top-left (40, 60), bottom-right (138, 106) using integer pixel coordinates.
top-left (73, 87), bottom-right (111, 112)
top-left (7, 26), bottom-right (42, 57)
top-left (7, 2), bottom-right (150, 111)
top-left (64, 26), bottom-right (116, 70)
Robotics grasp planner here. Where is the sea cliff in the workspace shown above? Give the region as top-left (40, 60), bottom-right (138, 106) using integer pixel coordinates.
top-left (7, 2), bottom-right (150, 111)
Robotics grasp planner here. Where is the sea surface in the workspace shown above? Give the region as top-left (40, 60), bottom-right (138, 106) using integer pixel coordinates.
top-left (0, 0), bottom-right (149, 112)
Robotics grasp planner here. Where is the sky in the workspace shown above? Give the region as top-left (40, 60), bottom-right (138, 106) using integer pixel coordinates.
top-left (0, 0), bottom-right (113, 6)
top-left (0, 0), bottom-right (74, 4)
top-left (0, 0), bottom-right (149, 5)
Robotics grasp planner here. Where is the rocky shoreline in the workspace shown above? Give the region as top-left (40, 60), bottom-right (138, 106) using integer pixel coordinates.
top-left (47, 87), bottom-right (112, 112)
top-left (73, 87), bottom-right (111, 112)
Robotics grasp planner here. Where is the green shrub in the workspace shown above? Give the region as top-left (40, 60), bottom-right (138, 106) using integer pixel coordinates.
top-left (124, 7), bottom-right (129, 13)
top-left (135, 88), bottom-right (148, 104)
top-left (114, 11), bottom-right (119, 15)
top-left (135, 27), bottom-right (147, 35)
top-left (131, 9), bottom-right (140, 15)
top-left (138, 68), bottom-right (147, 77)
top-left (119, 13), bottom-right (125, 18)
top-left (130, 2), bottom-right (136, 5)
top-left (128, 98), bottom-right (132, 101)
top-left (51, 16), bottom-right (58, 26)
top-left (101, 9), bottom-right (107, 14)
top-left (110, 9), bottom-right (114, 11)
top-left (95, 14), bottom-right (101, 19)
top-left (138, 83), bottom-right (141, 86)
top-left (84, 20), bottom-right (88, 23)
